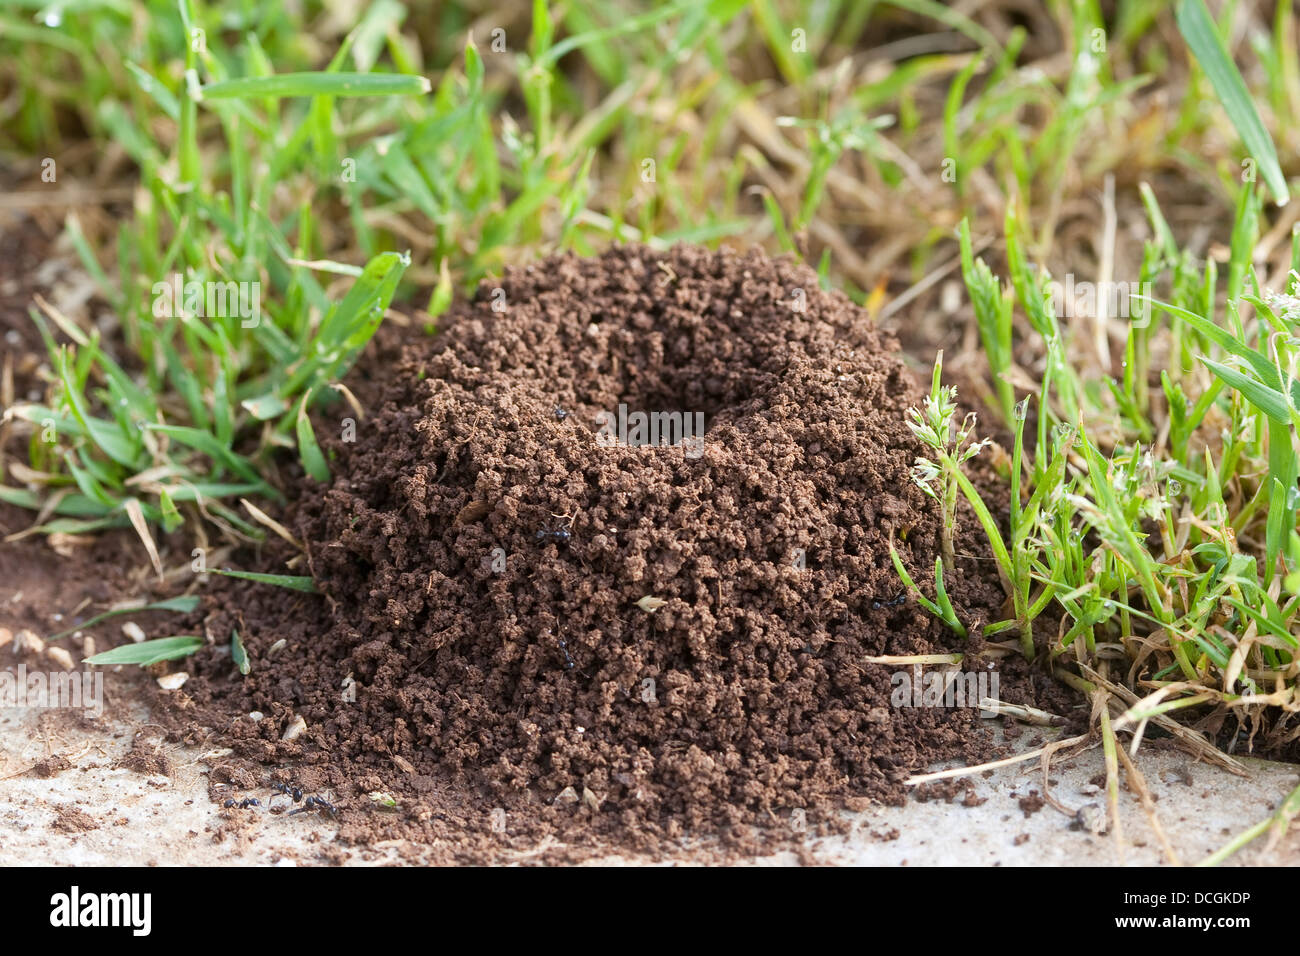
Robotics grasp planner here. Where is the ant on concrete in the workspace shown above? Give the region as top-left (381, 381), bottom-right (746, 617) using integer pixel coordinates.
top-left (271, 782), bottom-right (304, 804)
top-left (288, 795), bottom-right (338, 818)
top-left (224, 797), bottom-right (261, 809)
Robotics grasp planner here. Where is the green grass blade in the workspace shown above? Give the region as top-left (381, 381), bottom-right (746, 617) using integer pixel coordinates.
top-left (295, 393), bottom-right (330, 482)
top-left (1200, 356), bottom-right (1289, 423)
top-left (84, 635), bottom-right (203, 666)
top-left (231, 629), bottom-right (250, 675)
top-left (49, 595), bottom-right (201, 641)
top-left (199, 72), bottom-right (431, 100)
top-left (1177, 0), bottom-right (1289, 205)
top-left (209, 569), bottom-right (319, 593)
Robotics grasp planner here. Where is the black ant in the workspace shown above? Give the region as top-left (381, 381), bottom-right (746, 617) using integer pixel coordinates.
top-left (553, 406), bottom-right (568, 421)
top-left (288, 795), bottom-right (338, 818)
top-left (224, 797), bottom-right (260, 809)
top-left (871, 591), bottom-right (906, 610)
top-left (271, 782), bottom-right (304, 803)
top-left (535, 513), bottom-right (574, 544)
top-left (543, 628), bottom-right (576, 671)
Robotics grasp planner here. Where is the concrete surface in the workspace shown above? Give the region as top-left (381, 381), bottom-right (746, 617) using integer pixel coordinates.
top-left (2, 678), bottom-right (1298, 866)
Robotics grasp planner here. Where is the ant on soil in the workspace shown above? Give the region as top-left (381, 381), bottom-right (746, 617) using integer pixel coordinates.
top-left (553, 406), bottom-right (568, 421)
top-left (543, 628), bottom-right (576, 671)
top-left (558, 636), bottom-right (576, 671)
top-left (535, 511), bottom-right (575, 544)
top-left (871, 591), bottom-right (906, 610)
top-left (224, 797), bottom-right (261, 809)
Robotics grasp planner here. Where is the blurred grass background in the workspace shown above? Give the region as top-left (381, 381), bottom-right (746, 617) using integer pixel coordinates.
top-left (5, 1), bottom-right (1295, 303)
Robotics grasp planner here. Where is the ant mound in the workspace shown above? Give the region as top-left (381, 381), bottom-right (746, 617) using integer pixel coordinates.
top-left (169, 244), bottom-right (1012, 860)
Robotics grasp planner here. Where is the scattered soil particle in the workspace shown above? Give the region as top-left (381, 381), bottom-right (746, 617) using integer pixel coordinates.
top-left (159, 244), bottom-right (1037, 861)
top-left (210, 764), bottom-right (257, 789)
top-left (52, 805), bottom-right (99, 832)
top-left (1018, 790), bottom-right (1045, 817)
top-left (913, 779), bottom-right (969, 803)
top-left (1013, 833), bottom-right (1029, 846)
top-left (116, 736), bottom-right (170, 776)
top-left (32, 754), bottom-right (72, 778)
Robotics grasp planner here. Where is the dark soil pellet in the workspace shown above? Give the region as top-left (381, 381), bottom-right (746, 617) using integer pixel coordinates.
top-left (33, 755), bottom-right (72, 778)
top-left (52, 806), bottom-right (99, 832)
top-left (1018, 790), bottom-right (1045, 817)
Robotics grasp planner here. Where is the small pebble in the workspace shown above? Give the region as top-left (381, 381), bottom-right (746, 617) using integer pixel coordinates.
top-left (13, 629), bottom-right (44, 656)
top-left (156, 672), bottom-right (189, 690)
top-left (45, 646), bottom-right (75, 670)
top-left (281, 715), bottom-right (308, 741)
top-left (1075, 803), bottom-right (1107, 835)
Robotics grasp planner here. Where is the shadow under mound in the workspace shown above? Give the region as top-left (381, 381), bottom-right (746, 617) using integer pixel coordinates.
top-left (163, 244), bottom-right (1019, 862)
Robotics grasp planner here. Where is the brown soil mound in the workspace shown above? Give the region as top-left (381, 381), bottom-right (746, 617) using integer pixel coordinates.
top-left (164, 244), bottom-right (1027, 860)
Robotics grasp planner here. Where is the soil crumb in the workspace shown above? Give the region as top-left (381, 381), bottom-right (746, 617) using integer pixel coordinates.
top-left (116, 736), bottom-right (170, 777)
top-left (52, 805), bottom-right (99, 832)
top-left (33, 754), bottom-right (72, 778)
top-left (161, 244), bottom-right (1017, 862)
top-left (1018, 790), bottom-right (1045, 817)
